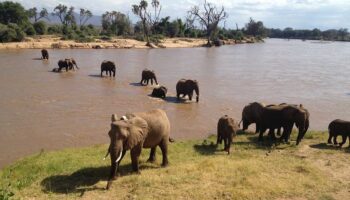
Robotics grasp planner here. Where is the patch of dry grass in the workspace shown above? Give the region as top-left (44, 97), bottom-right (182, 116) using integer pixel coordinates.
top-left (1, 131), bottom-right (349, 200)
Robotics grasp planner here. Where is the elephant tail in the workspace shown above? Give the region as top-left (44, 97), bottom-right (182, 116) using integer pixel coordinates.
top-left (169, 137), bottom-right (175, 143)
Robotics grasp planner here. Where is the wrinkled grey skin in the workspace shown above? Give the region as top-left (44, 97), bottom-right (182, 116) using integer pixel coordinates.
top-left (106, 109), bottom-right (171, 190)
top-left (151, 86), bottom-right (167, 99)
top-left (140, 69), bottom-right (158, 85)
top-left (101, 61), bottom-right (116, 77)
top-left (57, 58), bottom-right (78, 72)
top-left (217, 115), bottom-right (239, 154)
top-left (41, 49), bottom-right (49, 60)
top-left (176, 79), bottom-right (199, 102)
top-left (328, 119), bottom-right (350, 147)
top-left (259, 105), bottom-right (309, 145)
top-left (241, 102), bottom-right (265, 133)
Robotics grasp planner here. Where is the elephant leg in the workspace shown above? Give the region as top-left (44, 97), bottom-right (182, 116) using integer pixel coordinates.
top-left (151, 79), bottom-right (153, 85)
top-left (217, 134), bottom-right (222, 145)
top-left (101, 70), bottom-right (103, 77)
top-left (130, 146), bottom-right (142, 173)
top-left (258, 130), bottom-right (264, 142)
top-left (154, 78), bottom-right (158, 85)
top-left (327, 135), bottom-right (333, 144)
top-left (276, 128), bottom-right (281, 136)
top-left (339, 135), bottom-right (347, 147)
top-left (255, 123), bottom-right (260, 134)
top-left (146, 79), bottom-right (149, 85)
top-left (147, 147), bottom-right (157, 163)
top-left (333, 136), bottom-right (338, 145)
top-left (268, 129), bottom-right (276, 142)
top-left (65, 66), bottom-right (68, 72)
top-left (159, 139), bottom-right (169, 167)
top-left (113, 70), bottom-right (115, 77)
top-left (177, 93), bottom-right (180, 100)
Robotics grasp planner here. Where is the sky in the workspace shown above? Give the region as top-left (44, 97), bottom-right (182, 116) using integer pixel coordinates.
top-left (9, 0), bottom-right (350, 30)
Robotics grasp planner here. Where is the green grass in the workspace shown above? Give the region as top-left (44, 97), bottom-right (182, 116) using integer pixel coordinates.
top-left (1, 131), bottom-right (349, 200)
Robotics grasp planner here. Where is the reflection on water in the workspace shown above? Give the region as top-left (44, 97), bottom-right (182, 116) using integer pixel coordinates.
top-left (0, 39), bottom-right (350, 168)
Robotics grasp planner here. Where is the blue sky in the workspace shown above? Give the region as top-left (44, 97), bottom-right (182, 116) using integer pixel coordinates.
top-left (11, 0), bottom-right (350, 30)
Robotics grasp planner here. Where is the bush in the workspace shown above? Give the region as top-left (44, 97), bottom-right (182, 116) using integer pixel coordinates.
top-left (23, 23), bottom-right (36, 36)
top-left (47, 25), bottom-right (62, 34)
top-left (149, 34), bottom-right (164, 44)
top-left (33, 21), bottom-right (47, 35)
top-left (0, 23), bottom-right (25, 42)
top-left (134, 34), bottom-right (144, 42)
top-left (99, 35), bottom-right (112, 41)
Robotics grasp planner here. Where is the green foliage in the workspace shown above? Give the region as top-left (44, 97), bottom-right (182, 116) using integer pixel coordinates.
top-left (149, 34), bottom-right (164, 44)
top-left (101, 11), bottom-right (132, 36)
top-left (0, 1), bottom-right (29, 26)
top-left (33, 21), bottom-right (47, 35)
top-left (0, 23), bottom-right (25, 42)
top-left (245, 17), bottom-right (267, 37)
top-left (22, 22), bottom-right (36, 36)
top-left (47, 24), bottom-right (62, 34)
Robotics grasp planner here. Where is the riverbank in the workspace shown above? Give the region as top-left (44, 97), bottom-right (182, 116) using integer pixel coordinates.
top-left (0, 35), bottom-right (256, 50)
top-left (1, 131), bottom-right (349, 200)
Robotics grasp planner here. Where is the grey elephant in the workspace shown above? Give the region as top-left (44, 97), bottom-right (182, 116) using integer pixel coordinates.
top-left (151, 86), bottom-right (167, 99)
top-left (217, 115), bottom-right (239, 154)
top-left (57, 58), bottom-right (78, 72)
top-left (328, 119), bottom-right (350, 147)
top-left (101, 60), bottom-right (116, 77)
top-left (106, 109), bottom-right (171, 189)
top-left (41, 49), bottom-right (49, 60)
top-left (140, 69), bottom-right (158, 85)
top-left (240, 102), bottom-right (266, 133)
top-left (259, 105), bottom-right (309, 145)
top-left (176, 79), bottom-right (199, 102)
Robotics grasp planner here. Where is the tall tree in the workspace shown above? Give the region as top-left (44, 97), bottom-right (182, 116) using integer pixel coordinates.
top-left (53, 4), bottom-right (68, 25)
top-left (27, 7), bottom-right (49, 22)
top-left (132, 0), bottom-right (151, 45)
top-left (79, 8), bottom-right (92, 26)
top-left (0, 1), bottom-right (29, 26)
top-left (188, 0), bottom-right (228, 46)
top-left (102, 11), bottom-right (131, 35)
top-left (245, 17), bottom-right (266, 37)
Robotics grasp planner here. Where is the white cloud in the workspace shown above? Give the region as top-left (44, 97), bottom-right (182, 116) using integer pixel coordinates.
top-left (5, 0), bottom-right (350, 29)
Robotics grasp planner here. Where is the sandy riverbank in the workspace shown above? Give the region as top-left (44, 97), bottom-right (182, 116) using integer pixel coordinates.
top-left (0, 35), bottom-right (254, 50)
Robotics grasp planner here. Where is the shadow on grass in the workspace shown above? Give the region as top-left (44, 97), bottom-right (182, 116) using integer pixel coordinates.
top-left (193, 141), bottom-right (218, 155)
top-left (40, 162), bottom-right (160, 195)
top-left (309, 143), bottom-right (350, 152)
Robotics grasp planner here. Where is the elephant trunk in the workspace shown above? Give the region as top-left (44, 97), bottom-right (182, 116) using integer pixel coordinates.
top-left (107, 140), bottom-right (123, 189)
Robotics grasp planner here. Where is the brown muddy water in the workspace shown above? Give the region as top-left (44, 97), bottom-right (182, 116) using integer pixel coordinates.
top-left (1, 39), bottom-right (350, 168)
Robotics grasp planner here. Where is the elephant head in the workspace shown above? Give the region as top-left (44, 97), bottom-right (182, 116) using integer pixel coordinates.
top-left (106, 114), bottom-right (148, 189)
top-left (240, 102), bottom-right (265, 132)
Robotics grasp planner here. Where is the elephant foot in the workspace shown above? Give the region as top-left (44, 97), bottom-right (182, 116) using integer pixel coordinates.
top-left (161, 161), bottom-right (169, 167)
top-left (147, 158), bottom-right (156, 163)
top-left (106, 180), bottom-right (114, 190)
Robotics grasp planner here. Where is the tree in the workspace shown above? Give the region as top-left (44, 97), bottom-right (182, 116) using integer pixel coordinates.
top-left (53, 4), bottom-right (67, 25)
top-left (0, 1), bottom-right (29, 26)
top-left (245, 18), bottom-right (266, 37)
top-left (79, 8), bottom-right (92, 27)
top-left (102, 11), bottom-right (131, 35)
top-left (27, 7), bottom-right (49, 22)
top-left (188, 0), bottom-right (228, 46)
top-left (33, 21), bottom-right (47, 35)
top-left (132, 0), bottom-right (151, 45)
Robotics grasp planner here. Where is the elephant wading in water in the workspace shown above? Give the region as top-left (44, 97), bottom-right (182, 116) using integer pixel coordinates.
top-left (259, 105), bottom-right (309, 145)
top-left (151, 86), bottom-right (167, 99)
top-left (217, 115), bottom-right (239, 154)
top-left (176, 79), bottom-right (199, 102)
top-left (328, 119), bottom-right (350, 147)
top-left (106, 109), bottom-right (171, 189)
top-left (240, 102), bottom-right (265, 133)
top-left (57, 58), bottom-right (78, 72)
top-left (41, 49), bottom-right (49, 60)
top-left (140, 69), bottom-right (158, 85)
top-left (101, 60), bottom-right (116, 77)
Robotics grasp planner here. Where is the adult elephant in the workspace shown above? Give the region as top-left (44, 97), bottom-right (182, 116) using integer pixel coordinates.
top-left (259, 105), bottom-right (309, 145)
top-left (106, 109), bottom-right (171, 189)
top-left (140, 69), bottom-right (158, 85)
top-left (217, 115), bottom-right (239, 154)
top-left (41, 49), bottom-right (49, 60)
top-left (57, 58), bottom-right (78, 72)
top-left (328, 119), bottom-right (350, 147)
top-left (240, 102), bottom-right (265, 133)
top-left (176, 79), bottom-right (199, 102)
top-left (101, 60), bottom-right (116, 77)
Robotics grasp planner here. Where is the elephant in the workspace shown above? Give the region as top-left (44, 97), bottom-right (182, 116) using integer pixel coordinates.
top-left (140, 69), bottom-right (158, 85)
top-left (57, 58), bottom-right (78, 72)
top-left (106, 109), bottom-right (171, 189)
top-left (41, 49), bottom-right (49, 60)
top-left (101, 60), bottom-right (116, 77)
top-left (240, 102), bottom-right (266, 133)
top-left (259, 105), bottom-right (309, 145)
top-left (151, 86), bottom-right (167, 99)
top-left (176, 79), bottom-right (199, 102)
top-left (328, 119), bottom-right (350, 147)
top-left (217, 115), bottom-right (239, 154)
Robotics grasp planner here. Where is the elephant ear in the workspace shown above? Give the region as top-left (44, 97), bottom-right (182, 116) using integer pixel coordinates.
top-left (125, 117), bottom-right (148, 149)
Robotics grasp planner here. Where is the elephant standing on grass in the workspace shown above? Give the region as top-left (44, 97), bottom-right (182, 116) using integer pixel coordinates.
top-left (140, 69), bottom-right (158, 85)
top-left (328, 119), bottom-right (350, 147)
top-left (57, 58), bottom-right (78, 72)
top-left (176, 79), bottom-right (199, 102)
top-left (41, 49), bottom-right (49, 60)
top-left (240, 102), bottom-right (265, 133)
top-left (217, 115), bottom-right (239, 154)
top-left (106, 109), bottom-right (171, 189)
top-left (101, 61), bottom-right (116, 77)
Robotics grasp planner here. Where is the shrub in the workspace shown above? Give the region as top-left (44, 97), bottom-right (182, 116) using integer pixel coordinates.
top-left (0, 23), bottom-right (25, 42)
top-left (23, 23), bottom-right (36, 36)
top-left (47, 25), bottom-right (62, 34)
top-left (149, 34), bottom-right (164, 44)
top-left (33, 21), bottom-right (47, 35)
top-left (134, 34), bottom-right (144, 41)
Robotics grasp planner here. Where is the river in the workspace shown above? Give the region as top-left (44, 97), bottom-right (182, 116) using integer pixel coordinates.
top-left (0, 39), bottom-right (350, 168)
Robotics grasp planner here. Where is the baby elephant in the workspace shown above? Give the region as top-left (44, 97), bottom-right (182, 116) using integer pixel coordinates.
top-left (101, 60), bottom-right (116, 77)
top-left (217, 115), bottom-right (239, 154)
top-left (151, 86), bottom-right (167, 99)
top-left (141, 69), bottom-right (158, 85)
top-left (328, 119), bottom-right (350, 147)
top-left (41, 49), bottom-right (49, 60)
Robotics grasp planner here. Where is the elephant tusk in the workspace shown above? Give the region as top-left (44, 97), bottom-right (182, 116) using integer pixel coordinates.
top-left (103, 150), bottom-right (110, 160)
top-left (115, 146), bottom-right (123, 163)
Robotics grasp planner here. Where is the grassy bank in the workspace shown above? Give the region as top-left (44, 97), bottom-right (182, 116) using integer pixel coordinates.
top-left (1, 131), bottom-right (349, 200)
